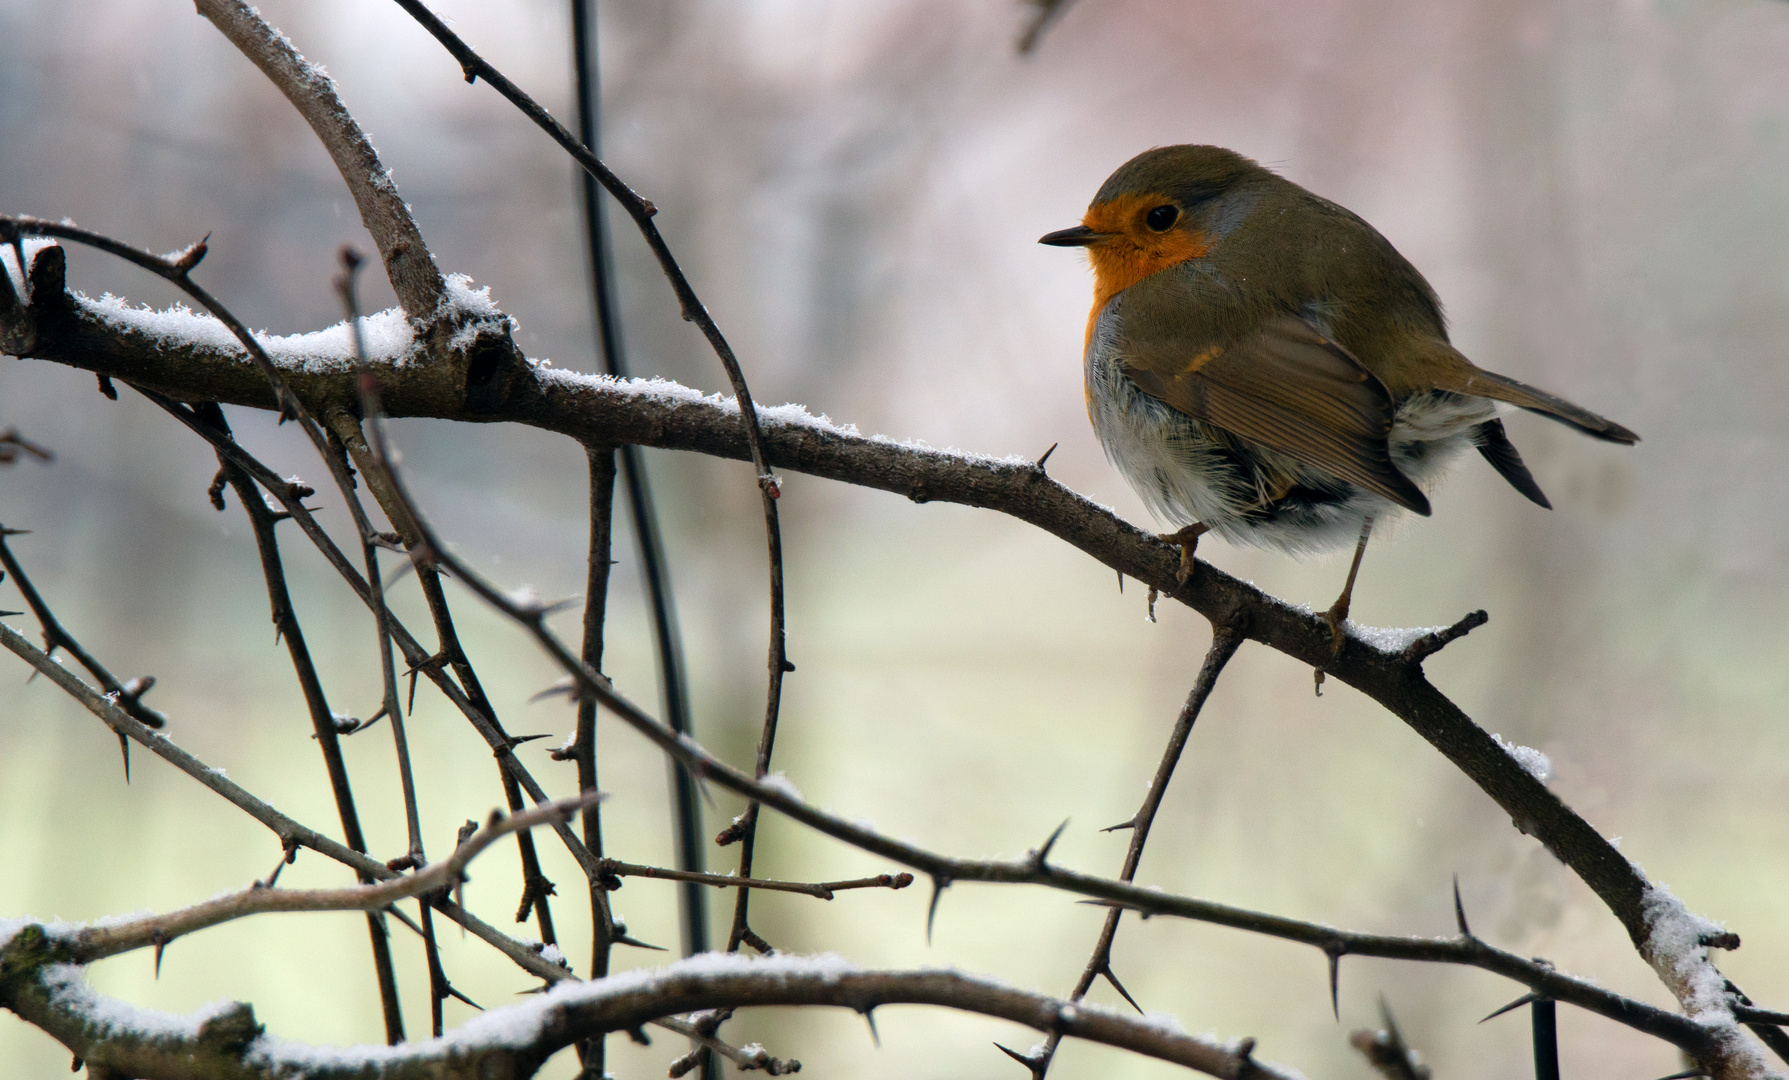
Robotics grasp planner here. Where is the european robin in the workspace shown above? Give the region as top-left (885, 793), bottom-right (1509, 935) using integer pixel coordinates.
top-left (1040, 145), bottom-right (1638, 651)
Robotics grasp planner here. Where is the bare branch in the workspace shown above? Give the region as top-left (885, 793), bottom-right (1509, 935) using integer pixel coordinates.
top-left (598, 860), bottom-right (914, 900)
top-left (65, 795), bottom-right (600, 964)
top-left (0, 946), bottom-right (1301, 1080)
top-left (193, 0), bottom-right (445, 317)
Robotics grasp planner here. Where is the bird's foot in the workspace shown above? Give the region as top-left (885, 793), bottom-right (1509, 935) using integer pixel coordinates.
top-left (1157, 523), bottom-right (1211, 586)
top-left (1322, 596), bottom-right (1350, 658)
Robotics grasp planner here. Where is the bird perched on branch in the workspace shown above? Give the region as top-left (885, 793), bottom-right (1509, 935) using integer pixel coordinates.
top-left (1041, 145), bottom-right (1638, 651)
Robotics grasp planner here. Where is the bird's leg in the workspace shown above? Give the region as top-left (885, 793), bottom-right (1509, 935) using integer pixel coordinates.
top-left (1158, 522), bottom-right (1211, 585)
top-left (1323, 516), bottom-right (1374, 656)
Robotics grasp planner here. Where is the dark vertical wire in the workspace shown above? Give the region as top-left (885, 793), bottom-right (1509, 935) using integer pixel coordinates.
top-left (570, 0), bottom-right (710, 962)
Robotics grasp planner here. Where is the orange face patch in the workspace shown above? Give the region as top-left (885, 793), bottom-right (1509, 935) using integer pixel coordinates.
top-left (1079, 192), bottom-right (1213, 353)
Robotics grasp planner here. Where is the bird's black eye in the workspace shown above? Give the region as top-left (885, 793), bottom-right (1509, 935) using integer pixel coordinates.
top-left (1145, 204), bottom-right (1179, 231)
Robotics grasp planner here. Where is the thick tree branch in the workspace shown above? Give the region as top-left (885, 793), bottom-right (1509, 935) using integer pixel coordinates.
top-left (0, 945), bottom-right (1299, 1080)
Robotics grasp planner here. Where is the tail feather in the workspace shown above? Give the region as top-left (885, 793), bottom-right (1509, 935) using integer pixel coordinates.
top-left (1452, 368), bottom-right (1640, 445)
top-left (1473, 419), bottom-right (1552, 508)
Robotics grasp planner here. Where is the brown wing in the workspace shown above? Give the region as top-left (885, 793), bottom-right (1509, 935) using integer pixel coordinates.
top-left (1121, 313), bottom-right (1431, 514)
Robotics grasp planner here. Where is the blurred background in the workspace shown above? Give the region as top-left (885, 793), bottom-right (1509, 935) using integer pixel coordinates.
top-left (4, 0), bottom-right (1789, 1076)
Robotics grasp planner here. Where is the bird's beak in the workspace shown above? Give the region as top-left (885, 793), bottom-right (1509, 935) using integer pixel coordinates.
top-left (1038, 225), bottom-right (1108, 247)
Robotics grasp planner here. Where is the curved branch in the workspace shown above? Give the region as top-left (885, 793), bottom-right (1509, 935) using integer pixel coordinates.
top-left (193, 0), bottom-right (446, 318)
top-left (66, 795), bottom-right (599, 965)
top-left (0, 946), bottom-right (1298, 1080)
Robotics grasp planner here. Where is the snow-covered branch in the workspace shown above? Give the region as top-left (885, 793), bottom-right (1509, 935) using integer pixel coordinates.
top-left (0, 946), bottom-right (1298, 1080)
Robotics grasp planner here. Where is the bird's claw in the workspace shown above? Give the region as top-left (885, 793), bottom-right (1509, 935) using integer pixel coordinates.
top-left (1157, 524), bottom-right (1210, 586)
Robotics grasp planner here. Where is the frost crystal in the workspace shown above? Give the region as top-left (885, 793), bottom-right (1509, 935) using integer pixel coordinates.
top-left (1490, 733), bottom-right (1552, 783)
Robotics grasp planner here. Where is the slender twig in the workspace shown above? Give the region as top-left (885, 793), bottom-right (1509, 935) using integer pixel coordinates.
top-left (577, 442), bottom-right (620, 1079)
top-left (0, 529), bottom-right (165, 780)
top-left (1026, 626), bottom-right (1244, 1077)
top-left (337, 253), bottom-right (425, 863)
top-left (569, 0), bottom-right (710, 976)
top-left (337, 251), bottom-right (448, 1031)
top-left (0, 619), bottom-right (581, 987)
top-left (658, 1013), bottom-right (800, 1076)
top-left (323, 408), bottom-right (597, 920)
top-left (599, 859), bottom-right (914, 900)
top-left (207, 414), bottom-right (405, 1043)
top-left (389, 0), bottom-right (791, 959)
top-left (66, 794), bottom-right (601, 963)
top-left (1349, 999), bottom-right (1430, 1080)
top-left (137, 387), bottom-right (607, 896)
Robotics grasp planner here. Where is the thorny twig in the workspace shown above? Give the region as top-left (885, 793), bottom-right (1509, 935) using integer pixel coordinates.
top-left (385, 0), bottom-right (792, 960)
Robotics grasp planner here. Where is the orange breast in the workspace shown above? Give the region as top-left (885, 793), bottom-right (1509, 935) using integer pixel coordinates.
top-left (1078, 192), bottom-right (1213, 355)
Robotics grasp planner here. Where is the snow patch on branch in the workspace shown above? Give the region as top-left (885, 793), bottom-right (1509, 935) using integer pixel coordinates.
top-left (42, 964), bottom-right (240, 1043)
top-left (81, 292), bottom-right (420, 374)
top-left (1, 237), bottom-right (59, 301)
top-left (438, 273), bottom-right (516, 352)
top-left (1641, 883), bottom-right (1773, 1075)
top-left (1343, 622), bottom-right (1450, 654)
top-left (254, 952), bottom-right (863, 1069)
top-left (23, 950), bottom-right (1278, 1076)
top-left (1490, 734), bottom-right (1552, 783)
top-left (533, 367), bottom-right (1036, 467)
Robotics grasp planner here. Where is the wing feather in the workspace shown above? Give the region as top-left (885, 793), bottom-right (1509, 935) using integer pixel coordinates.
top-left (1120, 313), bottom-right (1431, 514)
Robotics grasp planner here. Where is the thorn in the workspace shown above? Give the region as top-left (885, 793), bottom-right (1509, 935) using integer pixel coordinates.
top-left (152, 931), bottom-right (167, 978)
top-left (505, 733), bottom-right (553, 749)
top-left (1034, 818), bottom-right (1070, 866)
top-left (1034, 442), bottom-right (1058, 470)
top-left (1453, 874), bottom-right (1472, 937)
top-left (994, 1041), bottom-right (1034, 1068)
top-left (444, 983), bottom-right (482, 1010)
top-left (1480, 992), bottom-right (1539, 1023)
top-left (117, 733), bottom-right (131, 784)
top-left (1101, 964), bottom-right (1142, 1013)
top-left (1116, 567), bottom-right (1124, 594)
top-left (926, 875), bottom-right (949, 944)
top-left (1100, 818), bottom-right (1136, 833)
top-left (172, 233), bottom-right (210, 272)
top-left (1327, 948), bottom-right (1341, 1021)
top-left (861, 1007), bottom-right (880, 1048)
top-left (96, 374), bottom-right (117, 400)
top-left (1653, 1071), bottom-right (1708, 1080)
top-left (613, 933), bottom-right (667, 951)
top-left (529, 677), bottom-right (580, 705)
